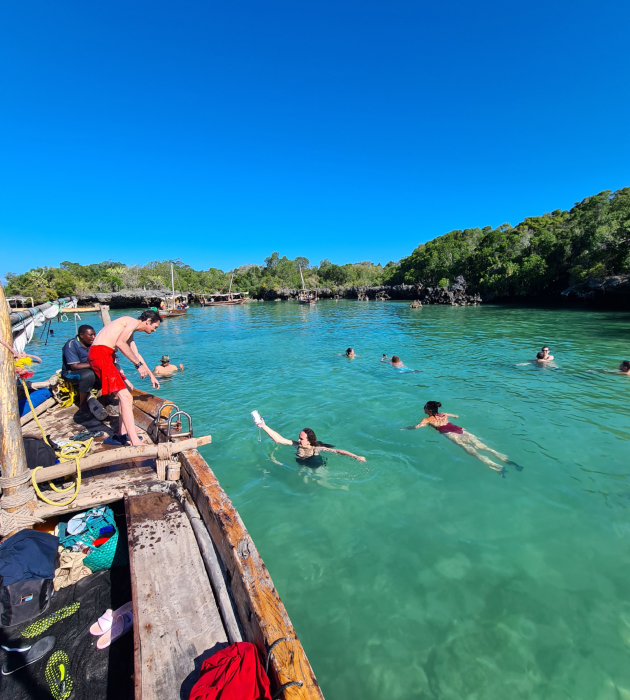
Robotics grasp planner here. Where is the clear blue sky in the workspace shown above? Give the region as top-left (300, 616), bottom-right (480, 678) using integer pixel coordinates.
top-left (1, 0), bottom-right (629, 279)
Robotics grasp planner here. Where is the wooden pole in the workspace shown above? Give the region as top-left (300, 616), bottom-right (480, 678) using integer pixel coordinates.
top-left (99, 304), bottom-right (111, 327)
top-left (33, 434), bottom-right (212, 483)
top-left (0, 282), bottom-right (31, 537)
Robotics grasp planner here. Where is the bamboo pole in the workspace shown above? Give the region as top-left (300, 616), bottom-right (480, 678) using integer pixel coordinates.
top-left (33, 434), bottom-right (212, 483)
top-left (0, 282), bottom-right (31, 537)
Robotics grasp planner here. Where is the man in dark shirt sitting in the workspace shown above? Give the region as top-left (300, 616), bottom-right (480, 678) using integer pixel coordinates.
top-left (62, 325), bottom-right (107, 419)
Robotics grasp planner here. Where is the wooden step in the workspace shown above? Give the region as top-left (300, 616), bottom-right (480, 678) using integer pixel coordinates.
top-left (126, 491), bottom-right (228, 699)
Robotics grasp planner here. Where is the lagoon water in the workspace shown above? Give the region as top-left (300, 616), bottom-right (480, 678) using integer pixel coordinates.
top-left (32, 302), bottom-right (630, 699)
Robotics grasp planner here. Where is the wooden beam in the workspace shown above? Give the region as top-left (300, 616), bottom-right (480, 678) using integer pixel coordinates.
top-left (33, 435), bottom-right (211, 483)
top-left (179, 449), bottom-right (324, 700)
top-left (99, 304), bottom-right (111, 326)
top-left (0, 281), bottom-right (31, 537)
top-left (20, 397), bottom-right (57, 426)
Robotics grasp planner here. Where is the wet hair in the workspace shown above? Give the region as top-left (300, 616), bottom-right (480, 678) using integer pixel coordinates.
top-left (536, 351), bottom-right (545, 359)
top-left (392, 356), bottom-right (400, 363)
top-left (425, 401), bottom-right (442, 416)
top-left (77, 324), bottom-right (94, 337)
top-left (138, 310), bottom-right (162, 324)
top-left (621, 360), bottom-right (630, 372)
top-left (302, 428), bottom-right (335, 449)
top-left (346, 348), bottom-right (353, 356)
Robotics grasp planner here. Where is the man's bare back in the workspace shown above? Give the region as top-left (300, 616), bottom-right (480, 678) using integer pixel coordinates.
top-left (92, 316), bottom-right (139, 350)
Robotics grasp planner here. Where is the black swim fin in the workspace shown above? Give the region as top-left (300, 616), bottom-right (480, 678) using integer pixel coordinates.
top-left (2, 636), bottom-right (56, 675)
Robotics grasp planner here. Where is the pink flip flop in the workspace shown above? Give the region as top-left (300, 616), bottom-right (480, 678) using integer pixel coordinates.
top-left (97, 609), bottom-right (133, 650)
top-left (90, 602), bottom-right (132, 636)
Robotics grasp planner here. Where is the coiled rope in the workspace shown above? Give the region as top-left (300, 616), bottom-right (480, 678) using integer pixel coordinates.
top-left (20, 379), bottom-right (92, 507)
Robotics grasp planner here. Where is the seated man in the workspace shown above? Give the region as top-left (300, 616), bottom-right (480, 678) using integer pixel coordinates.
top-left (61, 325), bottom-right (107, 419)
top-left (153, 355), bottom-right (184, 377)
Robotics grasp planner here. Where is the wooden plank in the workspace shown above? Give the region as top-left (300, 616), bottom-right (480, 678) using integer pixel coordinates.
top-left (33, 466), bottom-right (158, 520)
top-left (179, 449), bottom-right (324, 700)
top-left (126, 492), bottom-right (228, 700)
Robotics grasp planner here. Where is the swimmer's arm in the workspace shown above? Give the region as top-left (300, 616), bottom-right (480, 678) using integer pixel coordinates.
top-left (443, 413), bottom-right (458, 418)
top-left (319, 446), bottom-right (366, 462)
top-left (404, 418), bottom-right (431, 429)
top-left (259, 421), bottom-right (294, 446)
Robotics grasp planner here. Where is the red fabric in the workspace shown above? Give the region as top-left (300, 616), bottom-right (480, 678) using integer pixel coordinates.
top-left (189, 642), bottom-right (272, 700)
top-left (88, 345), bottom-right (127, 396)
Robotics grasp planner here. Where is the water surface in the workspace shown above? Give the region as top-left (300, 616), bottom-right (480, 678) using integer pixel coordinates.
top-left (32, 302), bottom-right (630, 699)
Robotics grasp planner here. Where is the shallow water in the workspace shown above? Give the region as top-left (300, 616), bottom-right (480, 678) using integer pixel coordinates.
top-left (31, 302), bottom-right (630, 699)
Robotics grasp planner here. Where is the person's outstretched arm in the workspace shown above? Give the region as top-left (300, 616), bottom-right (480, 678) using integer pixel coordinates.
top-left (319, 446), bottom-right (366, 462)
top-left (443, 412), bottom-right (458, 417)
top-left (259, 419), bottom-right (294, 446)
top-left (402, 417), bottom-right (431, 430)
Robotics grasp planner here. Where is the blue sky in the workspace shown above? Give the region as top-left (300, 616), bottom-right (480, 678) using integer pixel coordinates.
top-left (1, 0), bottom-right (629, 279)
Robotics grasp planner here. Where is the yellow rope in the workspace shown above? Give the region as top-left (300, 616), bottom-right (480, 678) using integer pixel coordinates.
top-left (56, 378), bottom-right (77, 408)
top-left (20, 379), bottom-right (91, 506)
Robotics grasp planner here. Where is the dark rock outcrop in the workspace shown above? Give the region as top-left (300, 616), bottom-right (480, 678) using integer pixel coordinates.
top-left (561, 275), bottom-right (630, 306)
top-left (77, 289), bottom-right (190, 308)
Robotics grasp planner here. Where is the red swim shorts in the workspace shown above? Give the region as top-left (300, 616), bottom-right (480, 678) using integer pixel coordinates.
top-left (88, 345), bottom-right (127, 396)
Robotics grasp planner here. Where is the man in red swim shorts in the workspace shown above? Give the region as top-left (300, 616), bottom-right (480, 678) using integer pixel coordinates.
top-left (89, 310), bottom-right (162, 446)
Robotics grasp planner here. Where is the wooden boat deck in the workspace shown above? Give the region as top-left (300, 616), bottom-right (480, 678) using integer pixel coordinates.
top-left (13, 393), bottom-right (324, 699)
top-left (126, 491), bottom-right (228, 699)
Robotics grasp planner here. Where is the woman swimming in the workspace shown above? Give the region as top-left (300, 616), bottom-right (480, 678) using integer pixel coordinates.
top-left (405, 401), bottom-right (515, 473)
top-left (259, 419), bottom-right (366, 463)
top-left (619, 360), bottom-right (630, 375)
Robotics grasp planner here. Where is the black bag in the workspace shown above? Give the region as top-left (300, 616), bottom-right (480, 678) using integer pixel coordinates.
top-left (22, 436), bottom-right (57, 470)
top-left (0, 530), bottom-right (59, 627)
top-left (0, 578), bottom-right (54, 627)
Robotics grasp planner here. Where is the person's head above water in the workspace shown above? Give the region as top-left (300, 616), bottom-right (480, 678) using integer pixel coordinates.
top-left (392, 355), bottom-right (401, 364)
top-left (536, 351), bottom-right (545, 360)
top-left (345, 348), bottom-right (355, 357)
top-left (542, 346), bottom-right (550, 354)
top-left (298, 428), bottom-right (335, 449)
top-left (161, 355), bottom-right (170, 365)
top-left (620, 360), bottom-right (630, 373)
top-left (424, 401), bottom-right (442, 416)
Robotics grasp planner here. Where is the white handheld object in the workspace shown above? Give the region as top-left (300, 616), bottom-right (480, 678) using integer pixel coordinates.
top-left (251, 410), bottom-right (263, 426)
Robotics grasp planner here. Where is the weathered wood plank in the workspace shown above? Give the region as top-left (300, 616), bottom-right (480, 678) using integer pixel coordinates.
top-left (179, 449), bottom-right (324, 700)
top-left (33, 467), bottom-right (158, 520)
top-left (126, 492), bottom-right (228, 700)
top-left (20, 397), bottom-right (58, 426)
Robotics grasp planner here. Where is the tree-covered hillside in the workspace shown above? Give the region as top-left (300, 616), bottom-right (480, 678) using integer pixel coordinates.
top-left (385, 188), bottom-right (630, 297)
top-left (5, 188), bottom-right (629, 303)
top-left (4, 254), bottom-right (389, 303)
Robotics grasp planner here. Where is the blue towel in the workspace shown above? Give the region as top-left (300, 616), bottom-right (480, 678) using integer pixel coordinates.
top-left (18, 388), bottom-right (53, 417)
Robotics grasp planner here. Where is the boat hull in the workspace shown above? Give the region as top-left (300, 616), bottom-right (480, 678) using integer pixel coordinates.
top-left (204, 299), bottom-right (246, 306)
top-left (159, 309), bottom-right (188, 318)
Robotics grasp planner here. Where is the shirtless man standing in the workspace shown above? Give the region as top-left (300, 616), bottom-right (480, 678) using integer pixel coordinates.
top-left (88, 310), bottom-right (161, 446)
top-left (153, 355), bottom-right (184, 376)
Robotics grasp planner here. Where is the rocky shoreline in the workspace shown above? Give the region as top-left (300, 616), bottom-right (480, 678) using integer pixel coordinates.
top-left (75, 274), bottom-right (629, 309)
top-left (76, 277), bottom-right (482, 308)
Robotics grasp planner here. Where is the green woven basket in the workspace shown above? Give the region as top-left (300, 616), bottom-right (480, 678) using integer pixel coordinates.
top-left (59, 506), bottom-right (128, 572)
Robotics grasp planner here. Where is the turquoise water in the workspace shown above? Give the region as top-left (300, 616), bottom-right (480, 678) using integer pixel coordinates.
top-left (31, 302), bottom-right (630, 699)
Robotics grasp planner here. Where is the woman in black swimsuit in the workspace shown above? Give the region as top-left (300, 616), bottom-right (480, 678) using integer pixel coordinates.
top-left (405, 401), bottom-right (513, 473)
top-left (259, 419), bottom-right (366, 464)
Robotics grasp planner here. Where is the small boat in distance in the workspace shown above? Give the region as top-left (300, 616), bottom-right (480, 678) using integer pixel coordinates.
top-left (298, 264), bottom-right (318, 304)
top-left (205, 274), bottom-right (248, 306)
top-left (159, 263), bottom-right (189, 318)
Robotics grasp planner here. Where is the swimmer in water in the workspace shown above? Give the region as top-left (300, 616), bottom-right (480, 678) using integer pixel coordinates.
top-left (258, 418), bottom-right (366, 463)
top-left (619, 360), bottom-right (630, 375)
top-left (381, 354), bottom-right (405, 368)
top-left (404, 401), bottom-right (518, 474)
top-left (536, 346), bottom-right (554, 363)
top-left (344, 348), bottom-right (356, 358)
